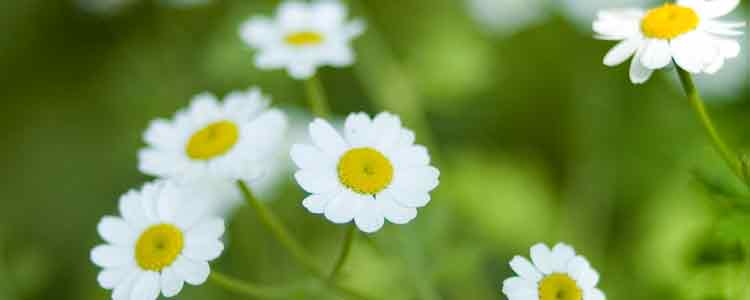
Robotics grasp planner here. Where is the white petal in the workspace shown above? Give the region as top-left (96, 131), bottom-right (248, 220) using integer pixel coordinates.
top-left (395, 129), bottom-right (416, 148)
top-left (240, 17), bottom-right (278, 47)
top-left (309, 118), bottom-right (348, 157)
top-left (172, 256), bottom-right (211, 285)
top-left (160, 266), bottom-right (184, 298)
top-left (592, 9), bottom-right (643, 40)
top-left (130, 271), bottom-right (161, 300)
top-left (344, 112), bottom-right (374, 147)
top-left (91, 245), bottom-right (132, 268)
top-left (703, 55), bottom-right (725, 74)
top-left (354, 201), bottom-right (385, 233)
top-left (311, 0), bottom-right (347, 28)
top-left (550, 243), bottom-right (577, 272)
top-left (716, 38), bottom-right (741, 58)
top-left (529, 243), bottom-right (554, 274)
top-left (98, 217), bottom-right (133, 246)
top-left (118, 190), bottom-right (151, 229)
top-left (97, 267), bottom-right (133, 289)
top-left (703, 20), bottom-right (746, 36)
top-left (640, 39), bottom-right (672, 69)
top-left (303, 193), bottom-right (333, 214)
top-left (585, 288), bottom-right (606, 300)
top-left (183, 240), bottom-right (224, 261)
top-left (388, 187), bottom-right (431, 208)
top-left (679, 0), bottom-right (740, 19)
top-left (175, 199), bottom-right (208, 231)
top-left (392, 145), bottom-right (430, 167)
top-left (372, 112), bottom-right (402, 150)
top-left (324, 191), bottom-right (366, 223)
top-left (671, 31), bottom-right (719, 74)
top-left (294, 169), bottom-right (339, 194)
top-left (509, 256), bottom-right (543, 282)
top-left (186, 219), bottom-right (225, 243)
top-left (112, 271), bottom-right (140, 300)
top-left (629, 48), bottom-right (654, 84)
top-left (143, 119), bottom-right (180, 150)
top-left (277, 1), bottom-right (311, 29)
top-left (288, 63), bottom-right (317, 80)
top-left (502, 276), bottom-right (538, 300)
top-left (156, 182), bottom-right (183, 223)
top-left (375, 191), bottom-right (417, 224)
top-left (291, 144), bottom-right (333, 170)
top-left (392, 166), bottom-right (440, 193)
top-left (567, 256), bottom-right (600, 289)
top-left (603, 38), bottom-right (641, 66)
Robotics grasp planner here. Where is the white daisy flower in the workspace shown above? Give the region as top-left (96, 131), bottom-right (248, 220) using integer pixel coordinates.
top-left (199, 109), bottom-right (314, 218)
top-left (239, 0), bottom-right (365, 80)
top-left (290, 112), bottom-right (440, 233)
top-left (465, 0), bottom-right (550, 37)
top-left (138, 87), bottom-right (287, 183)
top-left (594, 0), bottom-right (746, 84)
top-left (502, 243), bottom-right (605, 300)
top-left (91, 180), bottom-right (225, 300)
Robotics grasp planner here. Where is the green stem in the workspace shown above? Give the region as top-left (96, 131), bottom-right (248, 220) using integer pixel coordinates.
top-left (236, 180), bottom-right (326, 278)
top-left (236, 181), bottom-right (379, 300)
top-left (304, 75), bottom-right (331, 118)
top-left (676, 67), bottom-right (743, 181)
top-left (209, 271), bottom-right (292, 299)
top-left (329, 225), bottom-right (355, 280)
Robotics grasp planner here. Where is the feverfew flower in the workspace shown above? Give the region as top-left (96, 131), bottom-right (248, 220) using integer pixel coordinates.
top-left (465, 0), bottom-right (550, 37)
top-left (502, 243), bottom-right (604, 300)
top-left (138, 87), bottom-right (287, 183)
top-left (240, 0), bottom-right (365, 79)
top-left (91, 180), bottom-right (225, 300)
top-left (594, 0), bottom-right (745, 84)
top-left (291, 112), bottom-right (439, 233)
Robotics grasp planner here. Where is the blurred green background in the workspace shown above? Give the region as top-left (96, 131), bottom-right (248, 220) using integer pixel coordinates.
top-left (0, 0), bottom-right (748, 299)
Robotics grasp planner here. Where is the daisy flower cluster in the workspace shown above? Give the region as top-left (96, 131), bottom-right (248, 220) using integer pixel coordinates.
top-left (90, 1), bottom-right (442, 299)
top-left (92, 87), bottom-right (289, 300)
top-left (87, 0), bottom-right (746, 299)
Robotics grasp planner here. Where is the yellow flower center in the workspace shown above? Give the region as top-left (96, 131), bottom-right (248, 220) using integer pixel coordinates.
top-left (135, 224), bottom-right (184, 271)
top-left (641, 3), bottom-right (700, 39)
top-left (284, 31), bottom-right (325, 46)
top-left (539, 274), bottom-right (582, 300)
top-left (338, 147), bottom-right (394, 195)
top-left (185, 121), bottom-right (239, 160)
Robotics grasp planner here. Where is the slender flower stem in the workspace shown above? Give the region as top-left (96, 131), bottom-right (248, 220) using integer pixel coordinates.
top-left (236, 180), bottom-right (326, 278)
top-left (676, 67), bottom-right (743, 181)
top-left (236, 180), bottom-right (379, 300)
top-left (304, 75), bottom-right (331, 117)
top-left (209, 271), bottom-right (292, 299)
top-left (329, 225), bottom-right (355, 280)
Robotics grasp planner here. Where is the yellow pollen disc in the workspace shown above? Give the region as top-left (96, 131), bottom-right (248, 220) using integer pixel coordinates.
top-left (338, 147), bottom-right (394, 195)
top-left (284, 31), bottom-right (325, 46)
top-left (135, 224), bottom-right (184, 271)
top-left (186, 120), bottom-right (239, 160)
top-left (539, 274), bottom-right (582, 300)
top-left (641, 3), bottom-right (700, 39)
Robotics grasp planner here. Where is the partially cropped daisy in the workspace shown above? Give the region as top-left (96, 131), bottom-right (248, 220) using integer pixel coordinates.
top-left (502, 243), bottom-right (604, 300)
top-left (91, 180), bottom-right (225, 300)
top-left (138, 87), bottom-right (287, 183)
top-left (594, 0), bottom-right (745, 84)
top-left (240, 0), bottom-right (365, 79)
top-left (291, 112), bottom-right (439, 233)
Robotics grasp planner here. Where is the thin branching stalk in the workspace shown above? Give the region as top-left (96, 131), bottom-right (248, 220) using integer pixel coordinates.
top-left (304, 75), bottom-right (331, 118)
top-left (676, 67), bottom-right (743, 181)
top-left (236, 180), bottom-right (379, 300)
top-left (329, 225), bottom-right (355, 280)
